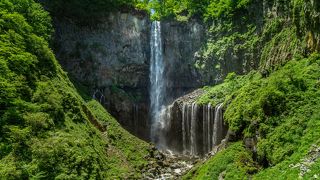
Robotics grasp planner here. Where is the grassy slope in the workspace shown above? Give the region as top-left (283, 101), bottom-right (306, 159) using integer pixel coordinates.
top-left (184, 55), bottom-right (320, 179)
top-left (183, 142), bottom-right (257, 180)
top-left (0, 0), bottom-right (153, 179)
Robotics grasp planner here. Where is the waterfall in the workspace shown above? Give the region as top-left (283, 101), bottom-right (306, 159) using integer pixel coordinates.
top-left (190, 103), bottom-right (198, 155)
top-left (147, 19), bottom-right (226, 155)
top-left (182, 104), bottom-right (187, 154)
top-left (149, 21), bottom-right (166, 148)
top-left (181, 102), bottom-right (226, 156)
top-left (203, 103), bottom-right (214, 153)
top-left (181, 102), bottom-right (200, 155)
top-left (213, 103), bottom-right (224, 146)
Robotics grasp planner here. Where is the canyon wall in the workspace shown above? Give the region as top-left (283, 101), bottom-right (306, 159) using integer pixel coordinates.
top-left (161, 19), bottom-right (206, 103)
top-left (53, 11), bottom-right (206, 140)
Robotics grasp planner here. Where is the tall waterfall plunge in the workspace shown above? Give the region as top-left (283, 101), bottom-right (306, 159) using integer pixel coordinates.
top-left (149, 21), bottom-right (167, 148)
top-left (148, 21), bottom-right (227, 155)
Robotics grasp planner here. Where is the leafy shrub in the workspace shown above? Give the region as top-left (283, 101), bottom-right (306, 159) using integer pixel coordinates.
top-left (183, 142), bottom-right (257, 180)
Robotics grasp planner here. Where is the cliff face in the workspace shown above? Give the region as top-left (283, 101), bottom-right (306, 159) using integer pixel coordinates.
top-left (55, 11), bottom-right (151, 139)
top-left (195, 0), bottom-right (320, 83)
top-left (54, 11), bottom-right (206, 140)
top-left (55, 11), bottom-right (151, 89)
top-left (161, 19), bottom-right (206, 103)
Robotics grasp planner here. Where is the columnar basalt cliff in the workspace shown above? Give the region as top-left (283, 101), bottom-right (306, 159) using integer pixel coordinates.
top-left (54, 11), bottom-right (206, 141)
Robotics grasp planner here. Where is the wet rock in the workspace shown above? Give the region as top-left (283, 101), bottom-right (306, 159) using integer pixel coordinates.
top-left (174, 168), bottom-right (182, 175)
top-left (143, 149), bottom-right (196, 179)
top-left (225, 130), bottom-right (238, 142)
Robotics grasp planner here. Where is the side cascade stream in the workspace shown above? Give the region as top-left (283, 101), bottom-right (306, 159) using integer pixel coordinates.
top-left (181, 103), bottom-right (227, 156)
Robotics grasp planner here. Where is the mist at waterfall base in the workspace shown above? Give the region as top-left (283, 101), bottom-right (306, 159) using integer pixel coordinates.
top-left (149, 21), bottom-right (227, 156)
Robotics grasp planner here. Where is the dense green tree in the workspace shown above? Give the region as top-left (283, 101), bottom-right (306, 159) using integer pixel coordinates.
top-left (149, 0), bottom-right (252, 20)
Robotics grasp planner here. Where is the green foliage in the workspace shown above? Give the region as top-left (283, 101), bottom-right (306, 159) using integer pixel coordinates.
top-left (0, 0), bottom-right (53, 41)
top-left (165, 0), bottom-right (319, 179)
top-left (204, 0), bottom-right (252, 20)
top-left (150, 0), bottom-right (252, 21)
top-left (87, 100), bottom-right (152, 175)
top-left (197, 71), bottom-right (259, 107)
top-left (187, 0), bottom-right (319, 83)
top-left (183, 142), bottom-right (258, 180)
top-left (260, 27), bottom-right (302, 70)
top-left (191, 54), bottom-right (320, 179)
top-left (44, 0), bottom-right (150, 19)
top-left (149, 0), bottom-right (209, 20)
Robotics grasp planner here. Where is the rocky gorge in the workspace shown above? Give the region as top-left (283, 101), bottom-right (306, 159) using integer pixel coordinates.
top-left (53, 0), bottom-right (317, 159)
top-left (52, 0), bottom-right (297, 152)
top-left (1, 0), bottom-right (320, 179)
top-left (53, 10), bottom-right (207, 142)
top-left (51, 0), bottom-right (320, 178)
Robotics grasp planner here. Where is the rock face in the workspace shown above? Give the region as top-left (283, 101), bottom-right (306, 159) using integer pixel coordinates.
top-left (161, 20), bottom-right (206, 103)
top-left (54, 11), bottom-right (151, 139)
top-left (54, 11), bottom-right (206, 141)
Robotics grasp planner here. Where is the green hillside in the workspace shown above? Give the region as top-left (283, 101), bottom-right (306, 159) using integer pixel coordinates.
top-left (185, 54), bottom-right (320, 179)
top-left (0, 0), bottom-right (155, 179)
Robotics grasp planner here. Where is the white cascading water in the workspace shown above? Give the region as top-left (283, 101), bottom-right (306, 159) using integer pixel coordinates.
top-left (182, 104), bottom-right (188, 154)
top-left (149, 21), bottom-right (167, 148)
top-left (190, 103), bottom-right (198, 155)
top-left (181, 103), bottom-right (225, 156)
top-left (181, 102), bottom-right (194, 155)
top-left (213, 103), bottom-right (224, 146)
top-left (202, 103), bottom-right (214, 153)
